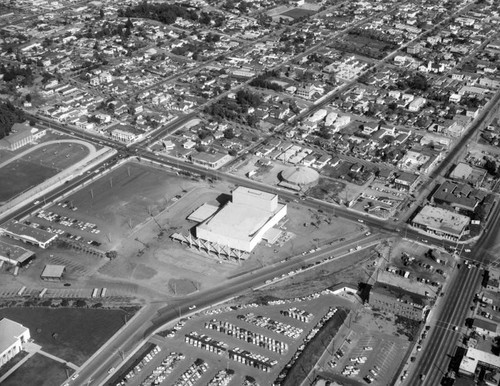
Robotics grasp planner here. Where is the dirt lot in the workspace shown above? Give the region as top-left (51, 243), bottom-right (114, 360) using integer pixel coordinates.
top-left (377, 238), bottom-right (454, 298)
top-left (6, 161), bottom-right (362, 301)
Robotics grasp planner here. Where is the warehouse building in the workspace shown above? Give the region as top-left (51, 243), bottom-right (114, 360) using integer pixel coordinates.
top-left (0, 220), bottom-right (58, 249)
top-left (0, 240), bottom-right (35, 266)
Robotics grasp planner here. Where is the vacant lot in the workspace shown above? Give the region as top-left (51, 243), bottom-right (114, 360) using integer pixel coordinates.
top-left (0, 307), bottom-right (128, 365)
top-left (0, 141), bottom-right (89, 203)
top-left (3, 353), bottom-right (68, 386)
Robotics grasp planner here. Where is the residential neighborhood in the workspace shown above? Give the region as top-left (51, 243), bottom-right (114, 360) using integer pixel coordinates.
top-left (2, 0), bottom-right (500, 385)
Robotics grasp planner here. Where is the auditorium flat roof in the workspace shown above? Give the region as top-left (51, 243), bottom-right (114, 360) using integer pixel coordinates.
top-left (199, 202), bottom-right (285, 241)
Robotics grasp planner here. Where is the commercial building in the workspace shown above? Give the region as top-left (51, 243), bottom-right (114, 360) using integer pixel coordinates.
top-left (368, 282), bottom-right (427, 320)
top-left (0, 318), bottom-right (30, 368)
top-left (0, 240), bottom-right (35, 266)
top-left (394, 172), bottom-right (419, 191)
top-left (0, 220), bottom-right (58, 249)
top-left (432, 180), bottom-right (485, 212)
top-left (189, 151), bottom-right (232, 170)
top-left (0, 122), bottom-right (34, 151)
top-left (472, 318), bottom-right (498, 337)
top-left (40, 264), bottom-right (65, 281)
top-left (459, 347), bottom-right (500, 379)
top-left (195, 187), bottom-right (287, 254)
top-left (411, 205), bottom-right (470, 241)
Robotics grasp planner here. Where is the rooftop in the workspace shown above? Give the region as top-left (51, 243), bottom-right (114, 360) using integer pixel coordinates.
top-left (460, 347), bottom-right (500, 374)
top-left (412, 205), bottom-right (470, 236)
top-left (41, 264), bottom-right (65, 278)
top-left (187, 203), bottom-right (219, 223)
top-left (0, 318), bottom-right (29, 354)
top-left (0, 240), bottom-right (34, 264)
top-left (199, 202), bottom-right (285, 242)
top-left (371, 281), bottom-right (426, 307)
top-left (0, 220), bottom-right (58, 244)
top-left (472, 318), bottom-right (497, 333)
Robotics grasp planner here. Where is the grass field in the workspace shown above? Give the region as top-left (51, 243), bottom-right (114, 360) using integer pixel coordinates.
top-left (0, 307), bottom-right (129, 365)
top-left (0, 159), bottom-right (55, 202)
top-left (280, 8), bottom-right (316, 19)
top-left (3, 353), bottom-right (69, 386)
top-left (0, 141), bottom-right (89, 203)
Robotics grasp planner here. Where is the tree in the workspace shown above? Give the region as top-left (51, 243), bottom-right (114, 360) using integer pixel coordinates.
top-left (99, 8), bottom-right (105, 18)
top-left (223, 128), bottom-right (235, 139)
top-left (75, 299), bottom-right (87, 307)
top-left (484, 159), bottom-right (497, 176)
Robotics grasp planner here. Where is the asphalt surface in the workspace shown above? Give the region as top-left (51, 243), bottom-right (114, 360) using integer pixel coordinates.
top-left (407, 198), bottom-right (500, 386)
top-left (73, 234), bottom-right (379, 386)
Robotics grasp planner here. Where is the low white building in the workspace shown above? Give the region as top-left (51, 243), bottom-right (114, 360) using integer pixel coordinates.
top-left (0, 318), bottom-right (30, 368)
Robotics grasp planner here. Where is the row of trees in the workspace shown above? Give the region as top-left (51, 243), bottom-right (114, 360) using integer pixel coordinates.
top-left (118, 2), bottom-right (225, 27)
top-left (249, 72), bottom-right (284, 92)
top-left (0, 102), bottom-right (25, 140)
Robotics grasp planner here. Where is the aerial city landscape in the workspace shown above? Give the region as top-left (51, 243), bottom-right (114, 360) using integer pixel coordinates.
top-left (1, 0), bottom-right (500, 385)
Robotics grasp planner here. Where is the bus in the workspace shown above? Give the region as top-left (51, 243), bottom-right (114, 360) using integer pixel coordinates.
top-left (91, 288), bottom-right (99, 298)
top-left (100, 288), bottom-right (107, 297)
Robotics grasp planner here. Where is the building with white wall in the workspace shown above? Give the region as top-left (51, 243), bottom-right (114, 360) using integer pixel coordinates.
top-left (196, 187), bottom-right (287, 253)
top-left (0, 318), bottom-right (30, 368)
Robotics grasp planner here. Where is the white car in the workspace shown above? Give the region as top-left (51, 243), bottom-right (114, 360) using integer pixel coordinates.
top-left (188, 305), bottom-right (197, 310)
top-left (71, 373), bottom-right (79, 380)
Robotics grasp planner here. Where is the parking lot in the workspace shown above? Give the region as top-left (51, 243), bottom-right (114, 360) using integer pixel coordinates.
top-left (319, 327), bottom-right (409, 386)
top-left (110, 293), bottom-right (349, 386)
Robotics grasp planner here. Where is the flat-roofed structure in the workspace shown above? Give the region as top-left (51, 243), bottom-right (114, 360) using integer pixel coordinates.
top-left (432, 180), bottom-right (485, 212)
top-left (0, 318), bottom-right (30, 368)
top-left (459, 347), bottom-right (500, 377)
top-left (0, 240), bottom-right (35, 266)
top-left (40, 264), bottom-right (65, 281)
top-left (0, 220), bottom-right (58, 249)
top-left (188, 203), bottom-right (219, 223)
top-left (472, 318), bottom-right (498, 337)
top-left (411, 205), bottom-right (470, 241)
top-left (368, 282), bottom-right (427, 320)
top-left (195, 187), bottom-right (287, 254)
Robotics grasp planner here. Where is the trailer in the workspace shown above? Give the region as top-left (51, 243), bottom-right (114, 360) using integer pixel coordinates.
top-left (18, 286), bottom-right (26, 296)
top-left (91, 288), bottom-right (99, 298)
top-left (100, 288), bottom-right (107, 297)
top-left (39, 288), bottom-right (48, 298)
